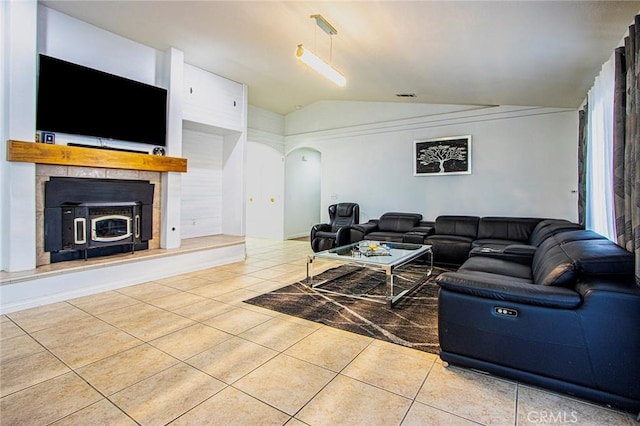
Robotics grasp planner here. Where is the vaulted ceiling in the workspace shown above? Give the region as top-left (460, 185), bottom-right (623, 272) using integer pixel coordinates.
top-left (40, 1), bottom-right (640, 115)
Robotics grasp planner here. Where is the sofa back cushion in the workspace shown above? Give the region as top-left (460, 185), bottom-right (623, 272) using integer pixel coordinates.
top-left (434, 215), bottom-right (480, 239)
top-left (529, 219), bottom-right (583, 246)
top-left (476, 217), bottom-right (541, 242)
top-left (532, 229), bottom-right (631, 286)
top-left (532, 242), bottom-right (575, 286)
top-left (563, 239), bottom-right (634, 277)
top-left (377, 212), bottom-right (422, 233)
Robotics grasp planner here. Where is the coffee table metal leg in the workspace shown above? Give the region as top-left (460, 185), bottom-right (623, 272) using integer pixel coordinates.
top-left (306, 255), bottom-right (315, 285)
top-left (390, 249), bottom-right (433, 307)
top-left (387, 267), bottom-right (394, 307)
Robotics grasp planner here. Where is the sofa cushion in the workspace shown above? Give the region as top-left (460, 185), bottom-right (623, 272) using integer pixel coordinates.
top-left (377, 213), bottom-right (422, 233)
top-left (459, 256), bottom-right (533, 280)
top-left (427, 235), bottom-right (474, 243)
top-left (472, 238), bottom-right (526, 249)
top-left (434, 215), bottom-right (479, 238)
top-left (529, 219), bottom-right (583, 246)
top-left (532, 240), bottom-right (575, 286)
top-left (425, 235), bottom-right (475, 266)
top-left (476, 217), bottom-right (541, 242)
top-left (553, 229), bottom-right (607, 244)
top-left (365, 231), bottom-right (406, 243)
top-left (563, 239), bottom-right (634, 277)
top-left (531, 230), bottom-right (612, 287)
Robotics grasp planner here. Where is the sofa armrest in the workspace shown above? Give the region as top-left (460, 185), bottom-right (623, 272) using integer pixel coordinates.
top-left (310, 223), bottom-right (331, 239)
top-left (436, 271), bottom-right (582, 309)
top-left (504, 244), bottom-right (536, 255)
top-left (349, 221), bottom-right (378, 243)
top-left (352, 221), bottom-right (379, 235)
top-left (410, 226), bottom-right (434, 235)
top-left (335, 226), bottom-right (354, 247)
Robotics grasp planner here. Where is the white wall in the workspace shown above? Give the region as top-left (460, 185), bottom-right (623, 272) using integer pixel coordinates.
top-left (1, 0), bottom-right (38, 272)
top-left (284, 148), bottom-right (321, 239)
top-left (37, 7), bottom-right (156, 84)
top-left (36, 6), bottom-right (164, 154)
top-left (181, 129), bottom-right (223, 238)
top-left (285, 101), bottom-right (486, 135)
top-left (286, 104), bottom-right (579, 224)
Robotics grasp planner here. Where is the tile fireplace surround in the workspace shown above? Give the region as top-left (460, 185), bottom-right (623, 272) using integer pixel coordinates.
top-left (35, 164), bottom-right (162, 267)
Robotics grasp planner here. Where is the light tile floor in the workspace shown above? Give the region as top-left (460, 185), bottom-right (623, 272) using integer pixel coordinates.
top-left (0, 238), bottom-right (636, 425)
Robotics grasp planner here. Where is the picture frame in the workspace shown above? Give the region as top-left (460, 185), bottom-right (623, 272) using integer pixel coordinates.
top-left (413, 135), bottom-right (471, 176)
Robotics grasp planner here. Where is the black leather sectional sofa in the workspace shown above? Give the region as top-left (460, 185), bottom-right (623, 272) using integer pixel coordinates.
top-left (349, 213), bottom-right (640, 414)
top-left (351, 213), bottom-right (581, 267)
top-left (348, 212), bottom-right (433, 245)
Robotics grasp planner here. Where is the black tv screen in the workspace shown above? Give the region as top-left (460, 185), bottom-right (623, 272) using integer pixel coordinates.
top-left (36, 54), bottom-right (167, 146)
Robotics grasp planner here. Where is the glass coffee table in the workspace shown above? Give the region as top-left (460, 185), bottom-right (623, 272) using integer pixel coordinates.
top-left (306, 240), bottom-right (433, 307)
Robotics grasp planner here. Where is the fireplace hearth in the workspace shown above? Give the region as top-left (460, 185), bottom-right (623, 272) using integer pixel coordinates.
top-left (44, 177), bottom-right (155, 262)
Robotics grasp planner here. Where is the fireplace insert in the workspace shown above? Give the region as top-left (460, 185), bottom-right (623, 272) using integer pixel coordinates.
top-left (44, 177), bottom-right (155, 262)
top-left (62, 202), bottom-right (142, 256)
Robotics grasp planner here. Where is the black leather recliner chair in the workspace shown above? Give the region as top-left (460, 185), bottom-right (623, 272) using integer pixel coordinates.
top-left (310, 203), bottom-right (359, 252)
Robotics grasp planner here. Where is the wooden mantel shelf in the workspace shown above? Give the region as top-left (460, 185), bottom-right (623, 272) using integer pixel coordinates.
top-left (7, 140), bottom-right (187, 173)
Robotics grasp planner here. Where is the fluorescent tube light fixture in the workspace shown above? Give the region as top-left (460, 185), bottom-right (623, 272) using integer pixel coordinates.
top-left (296, 44), bottom-right (346, 87)
top-left (296, 14), bottom-right (346, 87)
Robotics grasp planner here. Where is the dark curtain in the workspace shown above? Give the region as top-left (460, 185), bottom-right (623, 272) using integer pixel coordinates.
top-left (613, 16), bottom-right (640, 286)
top-left (577, 108), bottom-right (587, 227)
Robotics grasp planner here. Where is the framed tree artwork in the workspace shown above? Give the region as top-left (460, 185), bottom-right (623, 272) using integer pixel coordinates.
top-left (413, 135), bottom-right (471, 176)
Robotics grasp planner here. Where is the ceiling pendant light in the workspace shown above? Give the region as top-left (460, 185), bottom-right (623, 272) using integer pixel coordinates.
top-left (296, 44), bottom-right (346, 87)
top-left (296, 14), bottom-right (346, 87)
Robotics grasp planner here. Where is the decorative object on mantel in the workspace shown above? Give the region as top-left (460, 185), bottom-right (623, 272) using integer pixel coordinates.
top-left (42, 132), bottom-right (55, 144)
top-left (413, 135), bottom-right (472, 176)
top-left (152, 146), bottom-right (166, 156)
top-left (244, 263), bottom-right (451, 354)
top-left (6, 140), bottom-right (187, 173)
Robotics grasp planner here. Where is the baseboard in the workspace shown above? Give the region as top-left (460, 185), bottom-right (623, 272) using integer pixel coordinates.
top-left (286, 232), bottom-right (309, 240)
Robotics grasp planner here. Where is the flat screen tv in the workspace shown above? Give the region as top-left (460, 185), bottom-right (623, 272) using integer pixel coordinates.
top-left (36, 54), bottom-right (167, 146)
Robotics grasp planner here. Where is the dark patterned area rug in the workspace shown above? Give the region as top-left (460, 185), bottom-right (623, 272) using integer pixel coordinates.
top-left (244, 263), bottom-right (449, 355)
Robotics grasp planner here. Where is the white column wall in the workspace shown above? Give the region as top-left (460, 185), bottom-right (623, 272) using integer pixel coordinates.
top-left (1, 0), bottom-right (38, 272)
top-left (222, 131), bottom-right (246, 236)
top-left (161, 47), bottom-right (184, 248)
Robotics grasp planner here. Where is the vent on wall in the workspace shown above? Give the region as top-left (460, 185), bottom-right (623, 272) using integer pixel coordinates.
top-left (396, 93), bottom-right (417, 98)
